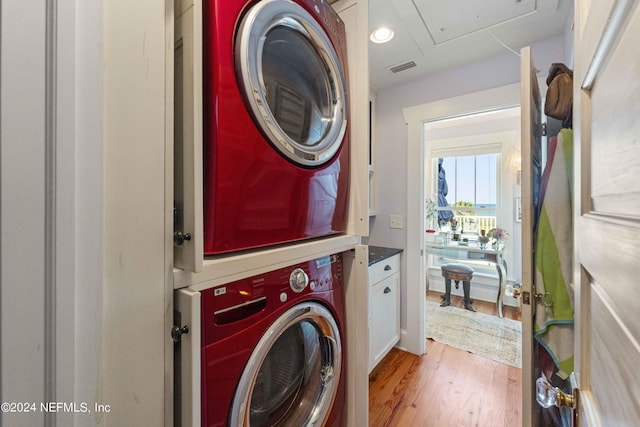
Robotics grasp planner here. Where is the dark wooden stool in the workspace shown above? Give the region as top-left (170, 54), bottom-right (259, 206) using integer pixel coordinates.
top-left (440, 263), bottom-right (476, 312)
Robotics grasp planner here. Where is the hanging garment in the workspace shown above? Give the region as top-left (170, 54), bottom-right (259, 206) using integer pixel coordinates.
top-left (534, 129), bottom-right (574, 377)
top-left (437, 158), bottom-right (454, 226)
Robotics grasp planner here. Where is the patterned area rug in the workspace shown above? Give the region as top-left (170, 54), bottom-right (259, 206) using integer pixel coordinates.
top-left (425, 300), bottom-right (522, 368)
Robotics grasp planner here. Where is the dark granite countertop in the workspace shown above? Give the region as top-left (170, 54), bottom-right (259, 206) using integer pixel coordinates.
top-left (368, 245), bottom-right (403, 266)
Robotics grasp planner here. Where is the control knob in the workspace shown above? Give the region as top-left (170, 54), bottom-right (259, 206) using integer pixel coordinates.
top-left (289, 268), bottom-right (309, 293)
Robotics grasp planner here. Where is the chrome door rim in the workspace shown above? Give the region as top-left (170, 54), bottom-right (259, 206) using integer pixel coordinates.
top-left (229, 301), bottom-right (342, 426)
top-left (235, 0), bottom-right (347, 167)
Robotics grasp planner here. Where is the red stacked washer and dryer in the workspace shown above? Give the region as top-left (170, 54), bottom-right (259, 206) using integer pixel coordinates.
top-left (203, 0), bottom-right (350, 256)
top-left (198, 0), bottom-right (350, 425)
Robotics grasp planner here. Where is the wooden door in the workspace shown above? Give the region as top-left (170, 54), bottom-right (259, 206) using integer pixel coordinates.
top-left (572, 0), bottom-right (640, 424)
top-left (520, 46), bottom-right (543, 427)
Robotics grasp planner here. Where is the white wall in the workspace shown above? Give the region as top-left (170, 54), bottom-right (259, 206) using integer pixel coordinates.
top-left (368, 36), bottom-right (566, 330)
top-left (564, 1), bottom-right (576, 67)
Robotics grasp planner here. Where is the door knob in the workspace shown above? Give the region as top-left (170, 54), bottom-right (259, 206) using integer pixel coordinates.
top-left (171, 325), bottom-right (189, 342)
top-left (536, 376), bottom-right (576, 409)
top-left (174, 231), bottom-right (192, 246)
top-left (505, 283), bottom-right (521, 297)
top-left (506, 283), bottom-right (552, 306)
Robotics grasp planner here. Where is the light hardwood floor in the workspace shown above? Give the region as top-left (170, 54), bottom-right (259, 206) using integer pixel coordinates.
top-left (368, 291), bottom-right (522, 427)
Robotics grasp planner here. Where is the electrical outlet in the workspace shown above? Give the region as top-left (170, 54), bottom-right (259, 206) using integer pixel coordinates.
top-left (389, 214), bottom-right (403, 229)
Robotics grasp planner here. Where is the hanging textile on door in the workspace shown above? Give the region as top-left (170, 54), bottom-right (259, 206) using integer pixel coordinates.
top-left (534, 128), bottom-right (574, 377)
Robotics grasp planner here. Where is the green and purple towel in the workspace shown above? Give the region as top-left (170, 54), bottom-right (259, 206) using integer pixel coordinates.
top-left (534, 128), bottom-right (574, 376)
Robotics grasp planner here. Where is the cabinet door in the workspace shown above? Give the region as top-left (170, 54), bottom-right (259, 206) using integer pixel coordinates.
top-left (174, 288), bottom-right (201, 426)
top-left (174, 0), bottom-right (204, 272)
top-left (369, 272), bottom-right (400, 372)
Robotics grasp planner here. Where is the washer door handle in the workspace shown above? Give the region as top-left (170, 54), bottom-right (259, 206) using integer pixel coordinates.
top-left (320, 336), bottom-right (337, 385)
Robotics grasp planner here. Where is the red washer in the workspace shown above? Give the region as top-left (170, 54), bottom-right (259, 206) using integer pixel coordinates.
top-left (200, 253), bottom-right (346, 426)
top-left (203, 0), bottom-right (350, 255)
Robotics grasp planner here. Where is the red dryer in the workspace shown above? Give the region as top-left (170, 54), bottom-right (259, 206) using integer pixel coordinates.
top-left (200, 253), bottom-right (346, 426)
top-left (203, 0), bottom-right (350, 255)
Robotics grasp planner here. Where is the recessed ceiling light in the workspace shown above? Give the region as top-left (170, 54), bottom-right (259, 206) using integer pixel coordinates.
top-left (370, 27), bottom-right (394, 44)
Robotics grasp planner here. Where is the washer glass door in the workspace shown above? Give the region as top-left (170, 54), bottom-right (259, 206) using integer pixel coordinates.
top-left (235, 0), bottom-right (347, 167)
top-left (230, 302), bottom-right (342, 426)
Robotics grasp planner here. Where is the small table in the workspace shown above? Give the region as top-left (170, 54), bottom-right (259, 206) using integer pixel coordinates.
top-left (425, 241), bottom-right (507, 317)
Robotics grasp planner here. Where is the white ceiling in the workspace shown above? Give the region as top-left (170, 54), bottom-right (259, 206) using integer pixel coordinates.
top-left (368, 0), bottom-right (573, 89)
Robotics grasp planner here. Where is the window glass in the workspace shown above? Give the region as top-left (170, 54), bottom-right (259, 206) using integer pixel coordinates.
top-left (262, 27), bottom-right (332, 146)
top-left (250, 320), bottom-right (323, 426)
top-left (436, 153), bottom-right (499, 234)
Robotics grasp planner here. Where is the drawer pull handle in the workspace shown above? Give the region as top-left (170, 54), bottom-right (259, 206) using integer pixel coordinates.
top-left (384, 287), bottom-right (391, 294)
top-left (213, 297), bottom-right (267, 325)
top-left (384, 265), bottom-right (392, 271)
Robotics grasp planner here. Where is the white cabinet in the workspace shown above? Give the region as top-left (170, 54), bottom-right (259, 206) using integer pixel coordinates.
top-left (368, 252), bottom-right (400, 373)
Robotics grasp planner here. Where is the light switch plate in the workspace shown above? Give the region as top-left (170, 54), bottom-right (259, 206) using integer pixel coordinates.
top-left (389, 214), bottom-right (403, 229)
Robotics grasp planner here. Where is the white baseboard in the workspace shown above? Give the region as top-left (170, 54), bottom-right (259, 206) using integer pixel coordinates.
top-left (396, 328), bottom-right (410, 354)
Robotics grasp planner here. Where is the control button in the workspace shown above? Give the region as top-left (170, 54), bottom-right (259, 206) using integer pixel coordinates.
top-left (289, 268), bottom-right (309, 293)
top-left (280, 292), bottom-right (288, 303)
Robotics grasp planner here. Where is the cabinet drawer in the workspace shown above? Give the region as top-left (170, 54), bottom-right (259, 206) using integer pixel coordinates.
top-left (368, 254), bottom-right (399, 285)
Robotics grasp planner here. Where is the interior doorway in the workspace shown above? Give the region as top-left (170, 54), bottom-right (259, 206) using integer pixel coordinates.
top-left (372, 98), bottom-right (527, 427)
top-left (423, 108), bottom-right (523, 306)
top-left (422, 107), bottom-right (524, 388)
top-left (401, 82), bottom-right (528, 357)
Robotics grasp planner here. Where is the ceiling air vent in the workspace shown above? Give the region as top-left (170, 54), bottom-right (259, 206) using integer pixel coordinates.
top-left (389, 61), bottom-right (417, 73)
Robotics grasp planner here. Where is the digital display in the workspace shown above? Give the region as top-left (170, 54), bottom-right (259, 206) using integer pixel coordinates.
top-left (315, 255), bottom-right (336, 268)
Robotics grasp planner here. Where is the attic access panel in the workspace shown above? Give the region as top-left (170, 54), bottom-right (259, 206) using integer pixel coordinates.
top-left (414, 0), bottom-right (551, 44)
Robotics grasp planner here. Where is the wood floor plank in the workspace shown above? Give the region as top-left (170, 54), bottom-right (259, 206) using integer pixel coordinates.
top-left (369, 292), bottom-right (522, 427)
top-left (368, 350), bottom-right (421, 425)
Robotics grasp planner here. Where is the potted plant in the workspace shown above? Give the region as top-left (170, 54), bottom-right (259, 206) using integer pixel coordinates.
top-left (488, 227), bottom-right (510, 249)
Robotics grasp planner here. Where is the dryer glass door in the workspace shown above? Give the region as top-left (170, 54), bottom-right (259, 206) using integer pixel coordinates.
top-left (230, 302), bottom-right (342, 426)
top-left (235, 0), bottom-right (347, 167)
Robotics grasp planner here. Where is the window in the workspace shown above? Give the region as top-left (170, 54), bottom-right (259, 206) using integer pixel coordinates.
top-left (433, 150), bottom-right (500, 235)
